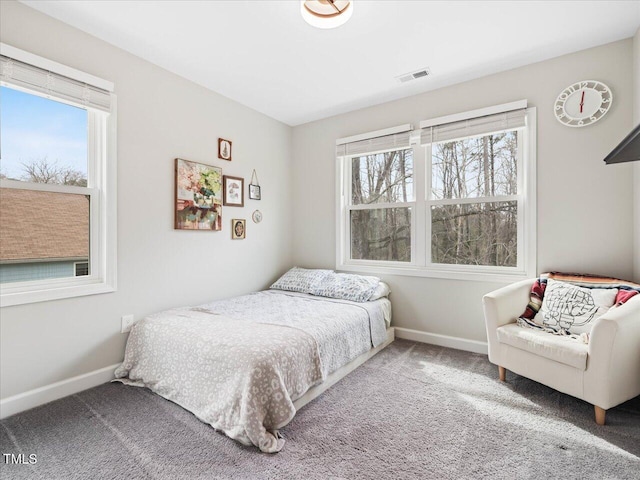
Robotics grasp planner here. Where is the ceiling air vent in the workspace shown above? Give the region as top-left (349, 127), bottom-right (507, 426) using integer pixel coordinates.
top-left (396, 68), bottom-right (432, 83)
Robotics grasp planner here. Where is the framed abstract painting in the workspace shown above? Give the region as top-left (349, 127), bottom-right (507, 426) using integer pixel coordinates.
top-left (175, 158), bottom-right (223, 231)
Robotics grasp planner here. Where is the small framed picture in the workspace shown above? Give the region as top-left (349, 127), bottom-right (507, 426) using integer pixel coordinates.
top-left (218, 138), bottom-right (232, 161)
top-left (249, 184), bottom-right (261, 200)
top-left (231, 219), bottom-right (246, 239)
top-left (223, 175), bottom-right (244, 207)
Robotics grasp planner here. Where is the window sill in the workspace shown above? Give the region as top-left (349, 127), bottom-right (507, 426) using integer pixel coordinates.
top-left (1, 280), bottom-right (116, 307)
top-left (338, 262), bottom-right (533, 284)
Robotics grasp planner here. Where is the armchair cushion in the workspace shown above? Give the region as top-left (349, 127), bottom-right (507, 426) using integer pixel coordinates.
top-left (497, 323), bottom-right (588, 370)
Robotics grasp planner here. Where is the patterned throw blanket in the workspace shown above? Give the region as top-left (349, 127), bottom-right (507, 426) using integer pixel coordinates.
top-left (114, 309), bottom-right (323, 453)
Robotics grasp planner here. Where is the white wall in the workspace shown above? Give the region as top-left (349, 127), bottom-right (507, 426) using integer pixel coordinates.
top-left (634, 27), bottom-right (640, 283)
top-left (0, 1), bottom-right (293, 399)
top-left (292, 39), bottom-right (635, 343)
top-left (1, 1), bottom-right (636, 404)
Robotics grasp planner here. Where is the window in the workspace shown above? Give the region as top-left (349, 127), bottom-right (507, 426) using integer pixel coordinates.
top-left (337, 102), bottom-right (536, 282)
top-left (350, 144), bottom-right (413, 262)
top-left (0, 44), bottom-right (116, 306)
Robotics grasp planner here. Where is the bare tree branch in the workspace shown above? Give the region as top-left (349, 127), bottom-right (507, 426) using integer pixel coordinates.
top-left (20, 158), bottom-right (87, 186)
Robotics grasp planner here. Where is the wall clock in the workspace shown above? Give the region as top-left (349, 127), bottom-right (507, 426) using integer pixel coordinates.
top-left (252, 210), bottom-right (263, 223)
top-left (554, 80), bottom-right (612, 128)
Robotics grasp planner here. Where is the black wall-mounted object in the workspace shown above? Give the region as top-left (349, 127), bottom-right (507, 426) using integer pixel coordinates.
top-left (604, 123), bottom-right (640, 164)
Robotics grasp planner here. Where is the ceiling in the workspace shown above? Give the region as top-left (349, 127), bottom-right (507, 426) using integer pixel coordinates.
top-left (20, 1), bottom-right (640, 126)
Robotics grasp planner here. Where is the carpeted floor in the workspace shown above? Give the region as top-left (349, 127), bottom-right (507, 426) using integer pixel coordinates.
top-left (1, 339), bottom-right (639, 479)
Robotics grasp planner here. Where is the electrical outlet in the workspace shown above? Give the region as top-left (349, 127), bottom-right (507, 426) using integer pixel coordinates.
top-left (121, 314), bottom-right (135, 333)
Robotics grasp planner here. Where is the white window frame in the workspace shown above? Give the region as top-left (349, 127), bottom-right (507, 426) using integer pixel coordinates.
top-left (336, 102), bottom-right (536, 283)
top-left (0, 44), bottom-right (117, 307)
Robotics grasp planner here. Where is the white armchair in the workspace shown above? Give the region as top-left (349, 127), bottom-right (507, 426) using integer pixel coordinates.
top-left (483, 278), bottom-right (640, 425)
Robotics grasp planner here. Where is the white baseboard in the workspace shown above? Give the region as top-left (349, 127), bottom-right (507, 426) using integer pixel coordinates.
top-left (0, 363), bottom-right (120, 419)
top-left (395, 327), bottom-right (488, 355)
top-left (0, 328), bottom-right (482, 419)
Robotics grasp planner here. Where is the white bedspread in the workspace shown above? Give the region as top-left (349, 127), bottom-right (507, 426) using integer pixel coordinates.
top-left (114, 291), bottom-right (389, 452)
top-left (200, 290), bottom-right (389, 376)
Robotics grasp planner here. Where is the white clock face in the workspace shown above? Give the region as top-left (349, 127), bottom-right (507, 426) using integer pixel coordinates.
top-left (554, 80), bottom-right (612, 127)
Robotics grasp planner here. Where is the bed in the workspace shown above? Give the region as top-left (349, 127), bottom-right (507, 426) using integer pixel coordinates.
top-left (114, 268), bottom-right (393, 453)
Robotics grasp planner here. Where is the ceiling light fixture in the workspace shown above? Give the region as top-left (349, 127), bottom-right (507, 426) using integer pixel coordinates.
top-left (301, 0), bottom-right (353, 29)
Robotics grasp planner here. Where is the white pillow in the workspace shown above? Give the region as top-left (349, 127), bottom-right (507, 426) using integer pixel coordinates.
top-left (533, 279), bottom-right (617, 335)
top-left (270, 267), bottom-right (332, 294)
top-left (310, 272), bottom-right (380, 303)
top-left (369, 282), bottom-right (391, 301)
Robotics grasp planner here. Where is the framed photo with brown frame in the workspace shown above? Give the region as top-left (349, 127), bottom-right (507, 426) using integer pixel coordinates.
top-left (218, 138), bottom-right (232, 161)
top-left (223, 175), bottom-right (244, 207)
top-left (231, 219), bottom-right (246, 239)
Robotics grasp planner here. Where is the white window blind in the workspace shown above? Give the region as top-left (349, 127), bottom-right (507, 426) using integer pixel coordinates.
top-left (337, 131), bottom-right (411, 157)
top-left (420, 109), bottom-right (526, 145)
top-left (0, 55), bottom-right (111, 112)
